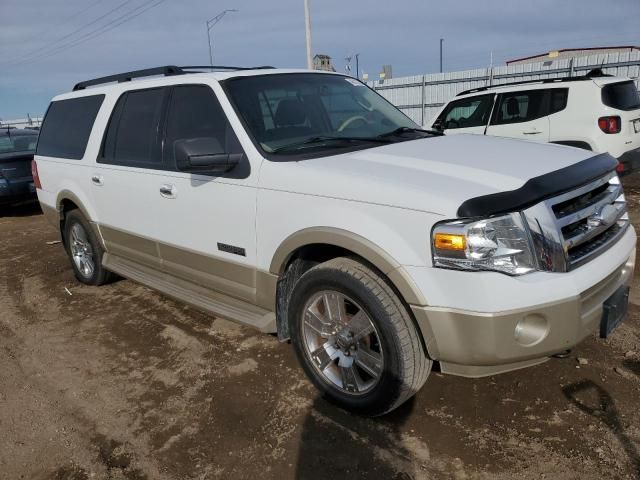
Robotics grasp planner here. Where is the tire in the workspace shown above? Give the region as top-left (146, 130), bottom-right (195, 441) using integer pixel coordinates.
top-left (289, 257), bottom-right (432, 416)
top-left (63, 209), bottom-right (114, 286)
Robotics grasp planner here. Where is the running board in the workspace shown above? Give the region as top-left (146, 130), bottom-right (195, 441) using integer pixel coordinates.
top-left (103, 253), bottom-right (276, 333)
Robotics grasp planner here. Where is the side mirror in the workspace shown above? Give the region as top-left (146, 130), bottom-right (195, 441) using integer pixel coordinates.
top-left (432, 118), bottom-right (444, 131)
top-left (174, 137), bottom-right (240, 174)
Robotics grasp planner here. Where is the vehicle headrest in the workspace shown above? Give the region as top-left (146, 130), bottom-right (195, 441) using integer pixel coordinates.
top-left (274, 98), bottom-right (307, 126)
top-left (506, 97), bottom-right (520, 116)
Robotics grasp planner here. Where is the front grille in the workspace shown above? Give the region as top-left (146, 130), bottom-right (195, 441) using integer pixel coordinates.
top-left (548, 172), bottom-right (628, 270)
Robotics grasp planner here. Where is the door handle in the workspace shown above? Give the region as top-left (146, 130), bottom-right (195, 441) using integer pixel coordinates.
top-left (159, 184), bottom-right (176, 198)
top-left (523, 130), bottom-right (542, 135)
top-left (91, 175), bottom-right (104, 186)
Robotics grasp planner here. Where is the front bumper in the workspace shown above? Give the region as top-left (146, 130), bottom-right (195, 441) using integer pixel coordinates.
top-left (406, 226), bottom-right (636, 377)
top-left (616, 147), bottom-right (640, 176)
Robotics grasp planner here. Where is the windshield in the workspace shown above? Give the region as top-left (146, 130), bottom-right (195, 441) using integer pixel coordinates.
top-left (224, 73), bottom-right (422, 155)
top-left (0, 132), bottom-right (39, 155)
top-left (601, 81), bottom-right (640, 111)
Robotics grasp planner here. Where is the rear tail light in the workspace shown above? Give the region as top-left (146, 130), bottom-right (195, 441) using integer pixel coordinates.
top-left (598, 116), bottom-right (621, 134)
top-left (31, 159), bottom-right (42, 189)
top-left (616, 162), bottom-right (625, 173)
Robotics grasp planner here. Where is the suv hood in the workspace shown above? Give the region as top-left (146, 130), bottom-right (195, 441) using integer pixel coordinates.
top-left (259, 134), bottom-right (598, 218)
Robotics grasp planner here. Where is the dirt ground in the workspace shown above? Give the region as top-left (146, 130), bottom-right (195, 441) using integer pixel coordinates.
top-left (1, 178), bottom-right (640, 480)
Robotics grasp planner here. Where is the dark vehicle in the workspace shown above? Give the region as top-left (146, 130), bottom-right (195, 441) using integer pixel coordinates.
top-left (0, 128), bottom-right (39, 206)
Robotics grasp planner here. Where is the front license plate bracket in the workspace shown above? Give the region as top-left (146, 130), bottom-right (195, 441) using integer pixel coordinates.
top-left (600, 285), bottom-right (630, 339)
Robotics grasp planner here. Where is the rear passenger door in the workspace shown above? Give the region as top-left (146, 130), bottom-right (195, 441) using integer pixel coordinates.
top-left (485, 89), bottom-right (550, 142)
top-left (151, 84), bottom-right (259, 304)
top-left (432, 94), bottom-right (495, 135)
top-left (91, 87), bottom-right (170, 270)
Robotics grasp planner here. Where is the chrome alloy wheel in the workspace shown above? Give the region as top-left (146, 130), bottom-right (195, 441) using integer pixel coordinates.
top-left (69, 223), bottom-right (95, 278)
top-left (302, 291), bottom-right (384, 395)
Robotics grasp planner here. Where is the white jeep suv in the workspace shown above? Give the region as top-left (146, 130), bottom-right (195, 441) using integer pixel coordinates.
top-left (33, 66), bottom-right (636, 415)
top-left (431, 72), bottom-right (640, 176)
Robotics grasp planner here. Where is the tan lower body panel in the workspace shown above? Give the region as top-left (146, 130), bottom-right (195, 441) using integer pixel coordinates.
top-left (159, 242), bottom-right (257, 304)
top-left (99, 225), bottom-right (162, 270)
top-left (98, 224), bottom-right (278, 312)
top-left (103, 253), bottom-right (276, 333)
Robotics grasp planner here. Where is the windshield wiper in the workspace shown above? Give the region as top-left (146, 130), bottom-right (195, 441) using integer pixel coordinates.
top-left (377, 126), bottom-right (444, 138)
top-left (270, 135), bottom-right (392, 153)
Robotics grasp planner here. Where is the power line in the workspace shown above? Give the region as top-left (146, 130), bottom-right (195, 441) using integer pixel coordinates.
top-left (0, 0), bottom-right (104, 56)
top-left (4, 0), bottom-right (137, 66)
top-left (8, 0), bottom-right (168, 68)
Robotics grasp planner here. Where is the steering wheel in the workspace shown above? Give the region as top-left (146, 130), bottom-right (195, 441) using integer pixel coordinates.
top-left (337, 115), bottom-right (368, 132)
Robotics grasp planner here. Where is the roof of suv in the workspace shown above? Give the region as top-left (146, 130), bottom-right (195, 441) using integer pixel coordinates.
top-left (54, 66), bottom-right (342, 102)
top-left (455, 75), bottom-right (630, 99)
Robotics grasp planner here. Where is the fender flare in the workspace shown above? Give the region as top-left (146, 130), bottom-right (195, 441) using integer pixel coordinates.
top-left (55, 190), bottom-right (105, 247)
top-left (269, 226), bottom-right (427, 306)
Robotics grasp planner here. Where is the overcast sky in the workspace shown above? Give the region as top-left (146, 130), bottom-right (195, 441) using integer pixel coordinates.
top-left (1, 0), bottom-right (638, 119)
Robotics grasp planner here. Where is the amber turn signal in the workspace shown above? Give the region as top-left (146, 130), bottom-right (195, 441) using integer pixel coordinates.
top-left (434, 233), bottom-right (466, 251)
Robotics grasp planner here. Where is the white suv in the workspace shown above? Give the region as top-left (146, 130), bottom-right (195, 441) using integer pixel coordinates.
top-left (34, 66), bottom-right (635, 415)
top-left (431, 72), bottom-right (640, 175)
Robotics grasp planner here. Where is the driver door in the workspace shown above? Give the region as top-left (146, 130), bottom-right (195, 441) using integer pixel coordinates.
top-left (432, 94), bottom-right (495, 136)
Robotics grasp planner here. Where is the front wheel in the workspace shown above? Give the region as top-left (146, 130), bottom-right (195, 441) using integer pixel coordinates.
top-left (289, 257), bottom-right (431, 416)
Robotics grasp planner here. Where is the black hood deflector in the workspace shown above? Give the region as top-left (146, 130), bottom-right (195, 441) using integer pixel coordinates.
top-left (457, 153), bottom-right (618, 218)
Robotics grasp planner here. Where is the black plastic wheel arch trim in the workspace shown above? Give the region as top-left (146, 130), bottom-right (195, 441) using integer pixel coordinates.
top-left (456, 153), bottom-right (619, 218)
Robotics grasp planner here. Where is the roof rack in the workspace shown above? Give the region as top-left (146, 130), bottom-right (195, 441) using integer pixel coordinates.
top-left (72, 64), bottom-right (276, 91)
top-left (179, 65), bottom-right (275, 72)
top-left (456, 76), bottom-right (595, 97)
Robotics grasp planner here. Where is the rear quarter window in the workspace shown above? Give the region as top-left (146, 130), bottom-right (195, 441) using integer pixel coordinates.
top-left (549, 88), bottom-right (568, 114)
top-left (601, 81), bottom-right (640, 111)
top-left (36, 95), bottom-right (105, 160)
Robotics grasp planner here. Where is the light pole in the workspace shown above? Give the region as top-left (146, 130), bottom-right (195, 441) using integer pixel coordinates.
top-left (206, 9), bottom-right (238, 66)
top-left (304, 0), bottom-right (313, 69)
top-left (439, 38), bottom-right (444, 73)
top-left (345, 53), bottom-right (360, 78)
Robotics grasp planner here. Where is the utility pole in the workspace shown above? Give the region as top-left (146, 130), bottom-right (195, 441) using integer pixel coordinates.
top-left (439, 38), bottom-right (444, 73)
top-left (304, 0), bottom-right (313, 69)
top-left (355, 53), bottom-right (360, 79)
top-left (206, 9), bottom-right (238, 66)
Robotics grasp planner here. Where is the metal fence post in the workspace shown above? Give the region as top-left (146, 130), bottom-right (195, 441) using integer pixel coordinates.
top-left (421, 75), bottom-right (426, 126)
top-left (569, 57), bottom-right (574, 77)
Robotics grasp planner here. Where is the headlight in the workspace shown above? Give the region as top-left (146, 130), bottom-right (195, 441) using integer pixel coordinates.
top-left (431, 213), bottom-right (536, 275)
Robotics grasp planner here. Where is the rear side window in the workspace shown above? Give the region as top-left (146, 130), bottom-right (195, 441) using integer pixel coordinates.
top-left (436, 94), bottom-right (494, 129)
top-left (101, 88), bottom-right (167, 167)
top-left (37, 95), bottom-right (104, 159)
top-left (602, 81), bottom-right (640, 111)
top-left (493, 90), bottom-right (548, 125)
top-left (549, 88), bottom-right (568, 114)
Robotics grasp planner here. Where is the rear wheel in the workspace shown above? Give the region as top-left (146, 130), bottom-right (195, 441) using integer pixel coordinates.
top-left (289, 257), bottom-right (431, 416)
top-left (63, 210), bottom-right (114, 285)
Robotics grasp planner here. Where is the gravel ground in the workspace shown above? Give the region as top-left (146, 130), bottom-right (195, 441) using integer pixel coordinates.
top-left (1, 176), bottom-right (640, 480)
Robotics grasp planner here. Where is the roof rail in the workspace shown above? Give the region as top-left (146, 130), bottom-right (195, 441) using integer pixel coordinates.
top-left (456, 75), bottom-right (592, 97)
top-left (73, 65), bottom-right (183, 91)
top-left (72, 64), bottom-right (276, 91)
top-left (179, 65), bottom-right (275, 72)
